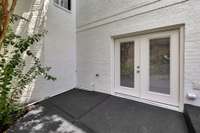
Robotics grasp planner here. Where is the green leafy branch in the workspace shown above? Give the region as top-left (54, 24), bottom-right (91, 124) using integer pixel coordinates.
top-left (0, 16), bottom-right (56, 126)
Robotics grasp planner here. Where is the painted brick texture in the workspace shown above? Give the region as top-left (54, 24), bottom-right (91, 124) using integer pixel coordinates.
top-left (77, 0), bottom-right (200, 106)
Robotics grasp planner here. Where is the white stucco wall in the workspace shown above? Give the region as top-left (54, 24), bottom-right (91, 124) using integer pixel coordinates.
top-left (76, 0), bottom-right (200, 107)
top-left (30, 0), bottom-right (77, 102)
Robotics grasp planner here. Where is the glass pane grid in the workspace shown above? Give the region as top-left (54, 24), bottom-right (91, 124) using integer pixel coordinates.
top-left (120, 41), bottom-right (135, 88)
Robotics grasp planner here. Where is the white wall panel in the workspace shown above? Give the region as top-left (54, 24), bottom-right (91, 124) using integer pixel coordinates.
top-left (77, 0), bottom-right (200, 107)
top-left (30, 0), bottom-right (77, 102)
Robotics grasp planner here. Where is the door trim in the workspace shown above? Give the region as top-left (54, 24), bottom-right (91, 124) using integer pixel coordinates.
top-left (140, 30), bottom-right (179, 106)
top-left (111, 26), bottom-right (185, 112)
top-left (114, 37), bottom-right (140, 97)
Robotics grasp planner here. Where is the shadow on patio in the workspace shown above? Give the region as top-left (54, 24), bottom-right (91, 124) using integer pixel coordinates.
top-left (7, 102), bottom-right (87, 133)
top-left (8, 89), bottom-right (188, 133)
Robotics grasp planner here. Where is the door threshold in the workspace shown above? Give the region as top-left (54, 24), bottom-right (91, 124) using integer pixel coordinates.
top-left (114, 92), bottom-right (181, 112)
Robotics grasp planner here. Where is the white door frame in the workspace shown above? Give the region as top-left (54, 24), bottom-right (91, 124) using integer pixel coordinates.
top-left (140, 30), bottom-right (179, 106)
top-left (112, 28), bottom-right (184, 111)
top-left (114, 37), bottom-right (140, 97)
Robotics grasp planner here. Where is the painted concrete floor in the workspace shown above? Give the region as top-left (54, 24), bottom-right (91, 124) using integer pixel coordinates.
top-left (8, 89), bottom-right (188, 133)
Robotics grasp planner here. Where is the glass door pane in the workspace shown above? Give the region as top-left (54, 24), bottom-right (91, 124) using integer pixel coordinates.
top-left (149, 38), bottom-right (170, 94)
top-left (120, 41), bottom-right (135, 88)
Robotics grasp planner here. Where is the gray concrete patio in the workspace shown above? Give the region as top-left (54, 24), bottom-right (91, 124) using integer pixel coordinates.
top-left (8, 89), bottom-right (188, 133)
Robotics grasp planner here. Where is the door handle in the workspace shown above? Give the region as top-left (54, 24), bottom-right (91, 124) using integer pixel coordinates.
top-left (136, 66), bottom-right (140, 74)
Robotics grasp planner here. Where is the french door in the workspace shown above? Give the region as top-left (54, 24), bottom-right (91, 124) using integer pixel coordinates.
top-left (114, 30), bottom-right (179, 106)
top-left (115, 37), bottom-right (141, 97)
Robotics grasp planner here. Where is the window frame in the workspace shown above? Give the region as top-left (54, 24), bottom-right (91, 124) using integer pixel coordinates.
top-left (53, 0), bottom-right (72, 13)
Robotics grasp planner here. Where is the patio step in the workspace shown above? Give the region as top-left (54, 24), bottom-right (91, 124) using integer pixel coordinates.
top-left (184, 104), bottom-right (200, 133)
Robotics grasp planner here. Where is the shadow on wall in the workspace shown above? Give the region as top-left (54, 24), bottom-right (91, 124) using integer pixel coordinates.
top-left (7, 103), bottom-right (86, 133)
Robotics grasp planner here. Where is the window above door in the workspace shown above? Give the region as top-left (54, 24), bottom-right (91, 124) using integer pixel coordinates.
top-left (54, 0), bottom-right (71, 12)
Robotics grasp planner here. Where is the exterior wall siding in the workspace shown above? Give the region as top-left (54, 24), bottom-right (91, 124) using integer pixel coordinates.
top-left (30, 0), bottom-right (77, 102)
top-left (77, 0), bottom-right (200, 107)
top-left (15, 0), bottom-right (50, 103)
top-left (15, 0), bottom-right (77, 102)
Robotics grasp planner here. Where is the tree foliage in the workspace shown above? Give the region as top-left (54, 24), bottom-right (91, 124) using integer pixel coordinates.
top-left (0, 0), bottom-right (56, 128)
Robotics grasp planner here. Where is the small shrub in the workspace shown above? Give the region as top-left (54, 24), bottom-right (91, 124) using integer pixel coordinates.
top-left (0, 16), bottom-right (56, 128)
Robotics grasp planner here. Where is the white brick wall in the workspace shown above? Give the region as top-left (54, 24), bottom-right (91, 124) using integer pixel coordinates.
top-left (77, 0), bottom-right (200, 107)
top-left (30, 0), bottom-right (77, 102)
top-left (15, 0), bottom-right (77, 103)
top-left (15, 0), bottom-right (49, 103)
